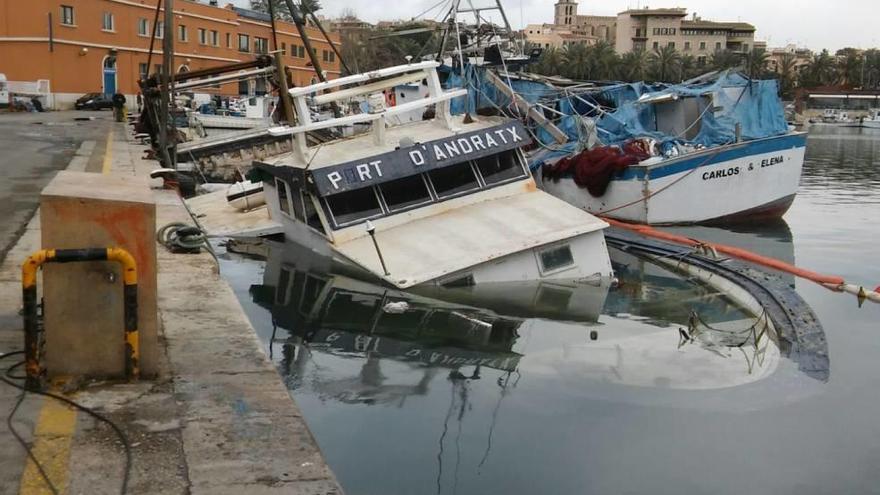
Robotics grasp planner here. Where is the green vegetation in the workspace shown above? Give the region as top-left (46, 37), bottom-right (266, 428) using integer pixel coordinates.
top-left (528, 44), bottom-right (880, 99)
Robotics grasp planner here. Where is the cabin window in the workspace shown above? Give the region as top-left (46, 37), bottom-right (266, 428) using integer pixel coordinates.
top-left (276, 268), bottom-right (292, 305)
top-left (276, 178), bottom-right (291, 215)
top-left (427, 161), bottom-right (480, 198)
top-left (441, 274), bottom-right (475, 288)
top-left (379, 175), bottom-right (432, 212)
top-left (303, 192), bottom-right (326, 233)
top-left (325, 188), bottom-right (383, 226)
top-left (475, 150), bottom-right (525, 186)
top-left (300, 275), bottom-right (326, 314)
top-left (538, 244), bottom-right (574, 273)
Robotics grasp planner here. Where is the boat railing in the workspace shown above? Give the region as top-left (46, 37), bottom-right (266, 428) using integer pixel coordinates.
top-left (268, 61), bottom-right (467, 160)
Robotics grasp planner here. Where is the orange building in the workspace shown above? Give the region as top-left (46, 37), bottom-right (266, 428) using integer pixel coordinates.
top-left (0, 0), bottom-right (341, 109)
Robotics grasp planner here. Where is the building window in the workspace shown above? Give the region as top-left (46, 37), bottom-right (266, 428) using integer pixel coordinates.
top-left (137, 18), bottom-right (149, 36)
top-left (744, 43), bottom-right (749, 52)
top-left (198, 28), bottom-right (206, 45)
top-left (226, 32), bottom-right (231, 48)
top-left (715, 42), bottom-right (722, 51)
top-left (178, 25), bottom-right (188, 41)
top-left (295, 45), bottom-right (305, 58)
top-left (700, 41), bottom-right (706, 50)
top-left (684, 41), bottom-right (691, 50)
top-left (156, 21), bottom-right (164, 39)
top-left (138, 63), bottom-right (148, 80)
top-left (238, 34), bottom-right (250, 52)
top-left (322, 50), bottom-right (335, 63)
top-left (281, 42), bottom-right (287, 55)
top-left (254, 37), bottom-right (268, 54)
top-left (60, 5), bottom-right (75, 25)
top-left (210, 30), bottom-right (219, 46)
top-left (652, 41), bottom-right (659, 50)
top-left (102, 12), bottom-right (114, 31)
top-left (668, 41), bottom-right (675, 49)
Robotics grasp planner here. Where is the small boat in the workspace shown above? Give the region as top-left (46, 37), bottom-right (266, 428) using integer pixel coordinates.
top-left (226, 180), bottom-right (265, 211)
top-left (250, 61), bottom-right (613, 289)
top-left (857, 109), bottom-right (880, 129)
top-left (536, 72), bottom-right (807, 224)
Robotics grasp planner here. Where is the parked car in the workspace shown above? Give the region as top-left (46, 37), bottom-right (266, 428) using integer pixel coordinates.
top-left (74, 93), bottom-right (114, 110)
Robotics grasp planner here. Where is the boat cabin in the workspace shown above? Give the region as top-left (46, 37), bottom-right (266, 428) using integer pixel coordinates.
top-left (252, 61), bottom-right (612, 288)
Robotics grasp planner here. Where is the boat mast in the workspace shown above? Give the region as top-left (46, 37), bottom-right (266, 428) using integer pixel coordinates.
top-left (159, 0), bottom-right (176, 168)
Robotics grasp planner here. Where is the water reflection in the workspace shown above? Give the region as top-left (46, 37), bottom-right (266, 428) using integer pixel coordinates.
top-left (221, 129), bottom-right (880, 495)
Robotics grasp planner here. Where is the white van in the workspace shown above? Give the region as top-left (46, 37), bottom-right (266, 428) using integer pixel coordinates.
top-left (0, 73), bottom-right (9, 108)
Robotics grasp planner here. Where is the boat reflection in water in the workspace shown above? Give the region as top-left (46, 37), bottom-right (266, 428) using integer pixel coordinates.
top-left (248, 238), bottom-right (786, 406)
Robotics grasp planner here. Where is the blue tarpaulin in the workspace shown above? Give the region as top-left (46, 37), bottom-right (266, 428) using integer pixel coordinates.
top-left (443, 66), bottom-right (789, 160)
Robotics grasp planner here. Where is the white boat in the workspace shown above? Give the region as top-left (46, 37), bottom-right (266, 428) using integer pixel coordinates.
top-left (249, 61), bottom-right (613, 289)
top-left (226, 180), bottom-right (265, 211)
top-left (191, 113), bottom-right (269, 130)
top-left (857, 109), bottom-right (880, 129)
top-left (537, 72), bottom-right (807, 225)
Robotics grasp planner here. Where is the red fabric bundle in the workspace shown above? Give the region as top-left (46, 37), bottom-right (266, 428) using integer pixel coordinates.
top-left (543, 143), bottom-right (650, 197)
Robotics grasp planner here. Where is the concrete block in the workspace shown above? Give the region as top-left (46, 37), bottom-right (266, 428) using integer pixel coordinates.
top-left (41, 171), bottom-right (158, 378)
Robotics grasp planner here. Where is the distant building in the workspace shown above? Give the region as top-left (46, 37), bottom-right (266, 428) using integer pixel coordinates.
top-left (767, 44), bottom-right (813, 74)
top-left (0, 0), bottom-right (341, 109)
top-left (553, 1), bottom-right (616, 44)
top-left (553, 1), bottom-right (757, 63)
top-left (523, 23), bottom-right (598, 50)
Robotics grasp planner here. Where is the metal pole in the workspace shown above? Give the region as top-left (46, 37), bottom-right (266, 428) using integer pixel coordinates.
top-left (274, 53), bottom-right (296, 124)
top-left (306, 10), bottom-right (352, 75)
top-left (281, 0), bottom-right (341, 117)
top-left (162, 0), bottom-right (176, 168)
top-left (267, 1), bottom-right (295, 124)
top-left (267, 0), bottom-right (280, 53)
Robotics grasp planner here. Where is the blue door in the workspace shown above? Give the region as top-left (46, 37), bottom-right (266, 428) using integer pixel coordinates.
top-left (103, 69), bottom-right (116, 96)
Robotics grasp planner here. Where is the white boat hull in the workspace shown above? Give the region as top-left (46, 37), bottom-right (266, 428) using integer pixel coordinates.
top-left (226, 180), bottom-right (266, 211)
top-left (540, 133), bottom-right (807, 225)
top-left (262, 178), bottom-right (614, 288)
top-left (194, 114), bottom-right (270, 129)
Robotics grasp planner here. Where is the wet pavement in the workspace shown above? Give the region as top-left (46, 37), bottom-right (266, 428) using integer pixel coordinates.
top-left (222, 126), bottom-right (880, 495)
top-left (0, 110), bottom-right (112, 263)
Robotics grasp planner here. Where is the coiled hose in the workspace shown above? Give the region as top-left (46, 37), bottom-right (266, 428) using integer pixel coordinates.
top-left (157, 222), bottom-right (208, 252)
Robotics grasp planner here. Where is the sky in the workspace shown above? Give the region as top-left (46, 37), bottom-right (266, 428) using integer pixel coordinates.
top-left (229, 0), bottom-right (876, 52)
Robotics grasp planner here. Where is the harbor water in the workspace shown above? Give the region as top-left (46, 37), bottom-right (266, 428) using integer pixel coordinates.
top-left (221, 126), bottom-right (880, 495)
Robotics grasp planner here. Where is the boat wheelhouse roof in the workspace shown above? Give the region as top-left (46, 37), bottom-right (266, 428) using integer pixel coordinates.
top-left (262, 115), bottom-right (512, 172)
top-left (332, 187), bottom-right (608, 288)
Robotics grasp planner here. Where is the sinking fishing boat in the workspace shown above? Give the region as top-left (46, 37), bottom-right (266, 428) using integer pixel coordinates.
top-left (249, 61), bottom-right (613, 289)
top-left (532, 72), bottom-right (807, 224)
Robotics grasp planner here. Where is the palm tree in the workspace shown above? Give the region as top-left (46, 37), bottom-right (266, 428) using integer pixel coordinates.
top-left (533, 47), bottom-right (565, 77)
top-left (679, 54), bottom-right (698, 81)
top-left (776, 52), bottom-right (798, 98)
top-left (591, 41), bottom-right (619, 80)
top-left (836, 48), bottom-right (863, 87)
top-left (563, 43), bottom-right (592, 80)
top-left (743, 48), bottom-right (769, 79)
top-left (619, 49), bottom-right (650, 82)
top-left (864, 49), bottom-right (880, 89)
top-left (710, 50), bottom-right (741, 71)
top-left (801, 49), bottom-right (836, 88)
top-left (649, 45), bottom-right (681, 82)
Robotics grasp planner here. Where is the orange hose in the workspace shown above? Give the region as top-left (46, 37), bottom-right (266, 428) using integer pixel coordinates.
top-left (603, 217), bottom-right (846, 286)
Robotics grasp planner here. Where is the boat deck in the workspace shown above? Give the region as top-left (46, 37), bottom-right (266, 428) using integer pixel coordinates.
top-left (334, 189), bottom-right (608, 288)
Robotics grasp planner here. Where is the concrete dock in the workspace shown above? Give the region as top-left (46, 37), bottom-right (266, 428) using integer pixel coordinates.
top-left (0, 113), bottom-right (342, 494)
